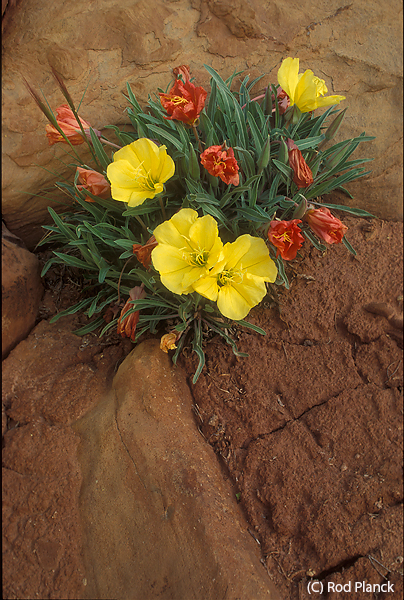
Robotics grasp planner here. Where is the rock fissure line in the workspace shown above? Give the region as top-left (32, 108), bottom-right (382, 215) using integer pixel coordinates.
top-left (113, 396), bottom-right (148, 491)
top-left (314, 553), bottom-right (364, 581)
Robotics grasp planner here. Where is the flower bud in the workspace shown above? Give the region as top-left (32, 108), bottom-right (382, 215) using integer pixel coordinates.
top-left (325, 141), bottom-right (351, 169)
top-left (292, 195), bottom-right (308, 219)
top-left (188, 143), bottom-right (200, 180)
top-left (262, 86), bottom-right (273, 115)
top-left (324, 108), bottom-right (347, 141)
top-left (278, 138), bottom-right (288, 164)
top-left (284, 104), bottom-right (302, 124)
top-left (76, 167), bottom-right (111, 201)
top-left (287, 139), bottom-right (314, 189)
top-left (257, 136), bottom-right (271, 172)
top-left (132, 235), bottom-right (158, 269)
top-left (305, 207), bottom-right (348, 244)
top-left (45, 105), bottom-right (92, 146)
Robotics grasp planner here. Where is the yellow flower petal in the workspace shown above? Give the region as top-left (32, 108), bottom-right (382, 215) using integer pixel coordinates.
top-left (192, 276), bottom-right (219, 301)
top-left (278, 57), bottom-right (299, 101)
top-left (217, 276), bottom-right (267, 321)
top-left (153, 209), bottom-right (197, 249)
top-left (152, 209), bottom-right (223, 296)
top-left (236, 236), bottom-right (278, 282)
top-left (107, 138), bottom-right (175, 205)
top-left (220, 236), bottom-right (251, 271)
top-left (277, 57), bottom-right (345, 113)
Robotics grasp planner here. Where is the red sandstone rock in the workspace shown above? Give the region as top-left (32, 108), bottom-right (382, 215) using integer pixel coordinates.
top-left (1, 223), bottom-right (43, 358)
top-left (2, 318), bottom-right (130, 600)
top-left (75, 339), bottom-right (279, 600)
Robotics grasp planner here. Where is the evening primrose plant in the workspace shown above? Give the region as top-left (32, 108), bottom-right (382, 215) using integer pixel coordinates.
top-left (30, 59), bottom-right (375, 382)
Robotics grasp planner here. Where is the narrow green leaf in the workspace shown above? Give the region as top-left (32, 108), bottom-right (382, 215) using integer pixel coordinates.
top-left (147, 124), bottom-right (184, 151)
top-left (89, 128), bottom-right (111, 170)
top-left (73, 316), bottom-right (105, 336)
top-left (236, 320), bottom-right (267, 335)
top-left (52, 251), bottom-right (95, 270)
top-left (342, 236), bottom-right (357, 256)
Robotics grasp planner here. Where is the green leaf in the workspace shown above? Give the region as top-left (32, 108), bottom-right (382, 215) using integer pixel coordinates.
top-left (294, 135), bottom-right (325, 150)
top-left (342, 236), bottom-right (357, 256)
top-left (146, 124), bottom-right (184, 151)
top-left (49, 296), bottom-right (95, 322)
top-left (236, 320), bottom-right (267, 335)
top-left (89, 128), bottom-right (111, 170)
top-left (48, 207), bottom-right (76, 241)
top-left (272, 159), bottom-right (293, 179)
top-left (125, 83), bottom-right (143, 114)
top-left (73, 316), bottom-right (105, 336)
top-left (274, 257), bottom-right (290, 289)
top-left (303, 229), bottom-right (327, 252)
top-left (52, 251), bottom-right (95, 270)
top-left (310, 201), bottom-right (375, 218)
top-left (191, 320), bottom-right (206, 384)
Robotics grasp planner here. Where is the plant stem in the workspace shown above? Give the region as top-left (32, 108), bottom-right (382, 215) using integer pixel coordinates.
top-left (135, 215), bottom-right (148, 232)
top-left (158, 196), bottom-right (167, 220)
top-left (192, 124), bottom-right (204, 154)
top-left (100, 137), bottom-right (122, 150)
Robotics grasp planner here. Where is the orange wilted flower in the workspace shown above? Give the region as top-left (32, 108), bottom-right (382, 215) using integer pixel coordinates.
top-left (200, 143), bottom-right (240, 186)
top-left (267, 219), bottom-right (304, 260)
top-left (117, 286), bottom-right (146, 341)
top-left (76, 167), bottom-right (111, 201)
top-left (287, 139), bottom-right (314, 189)
top-left (276, 87), bottom-right (290, 115)
top-left (160, 331), bottom-right (180, 353)
top-left (132, 235), bottom-right (158, 269)
top-left (305, 207), bottom-right (348, 244)
top-left (159, 70), bottom-right (207, 126)
top-left (46, 105), bottom-right (92, 146)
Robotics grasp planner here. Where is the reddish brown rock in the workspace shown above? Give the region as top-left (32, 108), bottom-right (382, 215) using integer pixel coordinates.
top-left (2, 223), bottom-right (43, 358)
top-left (2, 318), bottom-right (129, 600)
top-left (75, 339), bottom-right (279, 600)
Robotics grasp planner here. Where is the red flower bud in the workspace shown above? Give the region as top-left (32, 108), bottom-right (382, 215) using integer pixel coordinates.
top-left (267, 219), bottom-right (304, 260)
top-left (287, 139), bottom-right (314, 189)
top-left (132, 235), bottom-right (158, 269)
top-left (46, 104), bottom-right (92, 146)
top-left (305, 207), bottom-right (348, 244)
top-left (76, 167), bottom-right (111, 201)
top-left (200, 143), bottom-right (240, 186)
top-left (276, 86), bottom-right (290, 115)
top-left (172, 65), bottom-right (191, 83)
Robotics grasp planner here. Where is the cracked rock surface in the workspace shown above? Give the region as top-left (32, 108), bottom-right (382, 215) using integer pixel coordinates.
top-left (180, 217), bottom-right (403, 599)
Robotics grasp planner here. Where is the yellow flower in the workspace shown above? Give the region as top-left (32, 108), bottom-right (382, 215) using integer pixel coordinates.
top-left (193, 234), bottom-right (278, 321)
top-left (278, 57), bottom-right (345, 113)
top-left (106, 138), bottom-right (175, 206)
top-left (151, 208), bottom-right (223, 295)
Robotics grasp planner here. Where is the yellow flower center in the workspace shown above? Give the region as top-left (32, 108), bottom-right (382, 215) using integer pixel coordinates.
top-left (188, 249), bottom-right (209, 267)
top-left (273, 231), bottom-right (291, 243)
top-left (135, 166), bottom-right (160, 191)
top-left (170, 95), bottom-right (189, 106)
top-left (217, 269), bottom-right (243, 287)
top-left (214, 158), bottom-right (226, 168)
